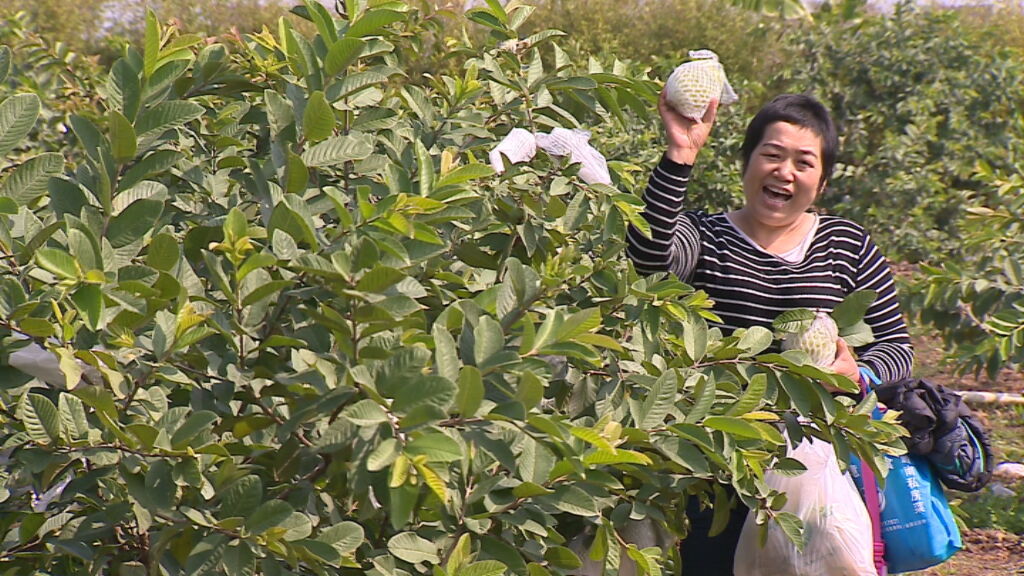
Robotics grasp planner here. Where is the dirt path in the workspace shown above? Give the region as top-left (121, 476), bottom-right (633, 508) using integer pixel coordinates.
top-left (916, 530), bottom-right (1024, 575)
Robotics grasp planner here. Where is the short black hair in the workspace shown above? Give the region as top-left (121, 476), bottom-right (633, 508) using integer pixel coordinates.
top-left (740, 93), bottom-right (838, 188)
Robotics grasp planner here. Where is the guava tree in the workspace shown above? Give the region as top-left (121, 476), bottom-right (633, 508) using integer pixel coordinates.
top-left (0, 1), bottom-right (901, 573)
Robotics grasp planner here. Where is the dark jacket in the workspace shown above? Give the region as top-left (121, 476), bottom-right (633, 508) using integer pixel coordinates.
top-left (873, 378), bottom-right (994, 492)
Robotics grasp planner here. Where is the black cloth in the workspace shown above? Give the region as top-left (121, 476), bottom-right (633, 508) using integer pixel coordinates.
top-left (680, 495), bottom-right (749, 576)
top-left (873, 378), bottom-right (994, 492)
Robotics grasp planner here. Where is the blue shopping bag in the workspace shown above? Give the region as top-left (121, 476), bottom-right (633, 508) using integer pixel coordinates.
top-left (851, 367), bottom-right (962, 574)
top-left (851, 453), bottom-right (962, 574)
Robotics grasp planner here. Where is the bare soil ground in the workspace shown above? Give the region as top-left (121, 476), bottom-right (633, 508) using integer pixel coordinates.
top-left (916, 530), bottom-right (1024, 576)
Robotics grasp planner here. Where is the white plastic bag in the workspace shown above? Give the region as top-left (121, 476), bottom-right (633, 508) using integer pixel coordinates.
top-left (488, 127), bottom-right (612, 185)
top-left (734, 437), bottom-right (876, 576)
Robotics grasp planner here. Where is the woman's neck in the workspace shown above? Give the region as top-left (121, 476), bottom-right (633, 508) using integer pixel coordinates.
top-left (727, 209), bottom-right (814, 254)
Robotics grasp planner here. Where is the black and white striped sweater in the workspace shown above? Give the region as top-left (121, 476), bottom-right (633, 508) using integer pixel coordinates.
top-left (626, 155), bottom-right (914, 383)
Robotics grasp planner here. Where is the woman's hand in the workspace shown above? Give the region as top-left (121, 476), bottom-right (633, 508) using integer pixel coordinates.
top-left (822, 338), bottom-right (861, 393)
top-left (659, 89), bottom-right (718, 165)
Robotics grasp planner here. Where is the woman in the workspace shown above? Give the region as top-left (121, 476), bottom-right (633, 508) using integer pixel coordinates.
top-left (626, 92), bottom-right (914, 574)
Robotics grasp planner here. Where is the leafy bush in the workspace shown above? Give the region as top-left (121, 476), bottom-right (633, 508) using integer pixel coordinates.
top-left (523, 0), bottom-right (794, 90)
top-left (0, 1), bottom-right (903, 573)
top-left (0, 12), bottom-right (104, 163)
top-left (782, 1), bottom-right (1024, 263)
top-left (906, 161), bottom-right (1024, 378)
top-left (0, 0), bottom-right (297, 64)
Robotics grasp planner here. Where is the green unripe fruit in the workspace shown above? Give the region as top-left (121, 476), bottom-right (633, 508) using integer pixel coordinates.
top-left (782, 311), bottom-right (839, 367)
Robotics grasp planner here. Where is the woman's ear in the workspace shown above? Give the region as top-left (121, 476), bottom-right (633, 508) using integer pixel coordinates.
top-left (816, 180), bottom-right (828, 200)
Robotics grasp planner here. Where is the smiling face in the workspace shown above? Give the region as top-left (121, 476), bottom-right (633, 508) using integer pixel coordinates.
top-left (739, 121), bottom-right (825, 231)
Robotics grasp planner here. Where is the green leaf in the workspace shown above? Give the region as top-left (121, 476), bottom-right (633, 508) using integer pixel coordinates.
top-left (58, 393), bottom-right (90, 441)
top-left (303, 91), bottom-right (335, 143)
top-left (185, 535), bottom-right (228, 576)
top-left (220, 475), bottom-right (263, 519)
top-left (109, 110), bottom-right (137, 162)
top-left (284, 150), bottom-right (308, 194)
top-left (614, 199), bottom-right (651, 239)
top-left (71, 284), bottom-right (104, 331)
top-left (268, 199), bottom-right (317, 248)
top-left (147, 233), bottom-right (179, 271)
top-left (573, 333), bottom-right (623, 351)
top-left (457, 560), bottom-right (508, 576)
top-left (19, 393), bottom-right (61, 444)
top-left (474, 316), bottom-right (504, 366)
top-left (775, 511), bottom-right (805, 550)
top-left (392, 376), bottom-right (456, 414)
top-left (447, 533), bottom-right (473, 574)
top-left (772, 308), bottom-right (815, 334)
top-left (367, 438), bottom-right (400, 472)
top-left (143, 9), bottom-right (160, 77)
top-left (317, 521), bottom-right (364, 555)
top-left (108, 58), bottom-right (142, 121)
top-left (516, 370), bottom-right (544, 409)
top-left (69, 114), bottom-right (105, 163)
top-left (625, 546), bottom-right (660, 576)
top-left (682, 310), bottom-right (708, 361)
top-left (223, 207), bottom-right (248, 244)
top-left (414, 139), bottom-right (435, 197)
top-left (839, 320), bottom-right (875, 347)
top-left (406, 432), bottom-right (462, 462)
top-left (325, 38), bottom-right (366, 76)
top-left (512, 482), bottom-right (554, 498)
top-left (341, 399), bottom-right (388, 426)
top-left (456, 366), bottom-right (484, 417)
top-left (435, 163), bottom-right (495, 189)
top-left (702, 416), bottom-right (763, 439)
top-left (556, 308), bottom-right (600, 340)
top-left (346, 9), bottom-right (405, 38)
top-left (0, 93), bottom-right (41, 159)
top-left (144, 459), bottom-right (176, 510)
top-left (356, 266), bottom-right (406, 292)
top-left (433, 324), bottom-right (459, 383)
top-left (465, 9), bottom-right (505, 31)
top-left (546, 485), bottom-right (598, 516)
top-left (0, 46), bottom-right (10, 84)
top-left (655, 436), bottom-right (710, 475)
top-left (725, 373), bottom-right (768, 417)
top-left (135, 101), bottom-right (205, 146)
top-left (638, 369), bottom-right (677, 428)
top-left (107, 198), bottom-right (163, 248)
top-left (683, 373), bottom-right (716, 424)
top-left (737, 326), bottom-right (774, 357)
top-left (778, 372), bottom-right (821, 419)
top-left (36, 247), bottom-right (81, 280)
top-left (1, 153), bottom-right (64, 206)
top-left (121, 150), bottom-right (182, 190)
top-left (302, 134), bottom-right (373, 167)
top-left (171, 410), bottom-right (218, 449)
top-left (582, 449), bottom-right (652, 466)
top-left (388, 532), bottom-right (440, 564)
top-left (302, 0), bottom-right (339, 42)
top-left (55, 349), bottom-right (83, 391)
top-left (15, 319), bottom-right (53, 338)
top-left (246, 500), bottom-right (294, 535)
top-left (832, 290), bottom-right (878, 329)
top-left (544, 547), bottom-right (581, 570)
top-left (281, 512), bottom-right (313, 541)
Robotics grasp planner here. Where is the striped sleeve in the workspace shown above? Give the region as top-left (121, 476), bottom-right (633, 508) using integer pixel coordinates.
top-left (853, 232), bottom-right (914, 383)
top-left (626, 155), bottom-right (702, 280)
